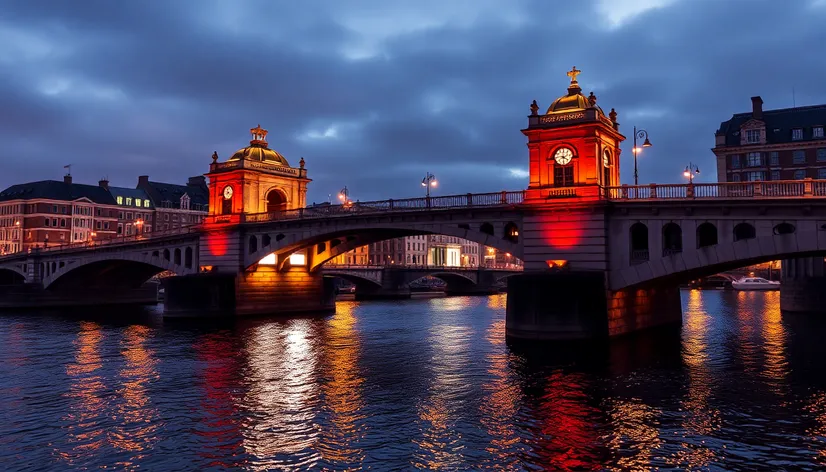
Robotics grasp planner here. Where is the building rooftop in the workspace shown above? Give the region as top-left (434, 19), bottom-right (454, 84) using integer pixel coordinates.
top-left (716, 98), bottom-right (826, 146)
top-left (108, 186), bottom-right (154, 208)
top-left (138, 176), bottom-right (208, 209)
top-left (0, 179), bottom-right (117, 205)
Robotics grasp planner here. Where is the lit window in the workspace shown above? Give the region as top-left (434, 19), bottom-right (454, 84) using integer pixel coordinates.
top-left (135, 198), bottom-right (141, 207)
top-left (144, 200), bottom-right (149, 208)
top-left (730, 155), bottom-right (740, 168)
top-left (116, 196), bottom-right (123, 205)
top-left (745, 129), bottom-right (761, 143)
top-left (815, 127), bottom-right (824, 138)
top-left (792, 129), bottom-right (804, 141)
top-left (289, 253), bottom-right (306, 266)
top-left (126, 197), bottom-right (132, 205)
top-left (770, 151), bottom-right (779, 166)
top-left (794, 169), bottom-right (806, 180)
top-left (818, 149), bottom-right (826, 162)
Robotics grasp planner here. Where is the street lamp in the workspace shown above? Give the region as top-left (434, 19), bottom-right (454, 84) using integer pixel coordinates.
top-left (632, 127), bottom-right (652, 186)
top-left (683, 162), bottom-right (700, 183)
top-left (135, 218), bottom-right (144, 238)
top-left (90, 231), bottom-right (97, 246)
top-left (421, 172), bottom-right (437, 197)
top-left (338, 186), bottom-right (352, 206)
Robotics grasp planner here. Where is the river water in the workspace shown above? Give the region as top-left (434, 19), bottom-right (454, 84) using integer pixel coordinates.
top-left (2, 290), bottom-right (826, 470)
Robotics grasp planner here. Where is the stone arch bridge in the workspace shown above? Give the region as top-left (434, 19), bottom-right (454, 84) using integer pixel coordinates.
top-left (322, 265), bottom-right (521, 298)
top-left (5, 183), bottom-right (826, 340)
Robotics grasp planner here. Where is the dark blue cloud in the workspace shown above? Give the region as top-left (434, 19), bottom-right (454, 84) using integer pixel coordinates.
top-left (1, 0), bottom-right (825, 201)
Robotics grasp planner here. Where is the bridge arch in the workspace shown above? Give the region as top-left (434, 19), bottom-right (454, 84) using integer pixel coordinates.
top-left (244, 222), bottom-right (522, 272)
top-left (43, 247), bottom-right (196, 290)
top-left (612, 226), bottom-right (826, 290)
top-left (0, 267), bottom-right (25, 284)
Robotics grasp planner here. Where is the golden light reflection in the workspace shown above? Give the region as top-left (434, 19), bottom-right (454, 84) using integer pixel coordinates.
top-left (604, 399), bottom-right (663, 471)
top-left (411, 319), bottom-right (472, 470)
top-left (486, 293), bottom-right (507, 310)
top-left (59, 321), bottom-right (107, 464)
top-left (318, 302), bottom-right (366, 469)
top-left (805, 392), bottom-right (826, 466)
top-left (109, 325), bottom-right (160, 464)
top-left (478, 318), bottom-right (525, 469)
top-left (241, 319), bottom-right (322, 470)
top-left (758, 291), bottom-right (788, 393)
top-left (671, 289), bottom-right (720, 468)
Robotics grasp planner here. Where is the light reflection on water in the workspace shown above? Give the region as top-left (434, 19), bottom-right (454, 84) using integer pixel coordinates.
top-left (3, 290), bottom-right (826, 470)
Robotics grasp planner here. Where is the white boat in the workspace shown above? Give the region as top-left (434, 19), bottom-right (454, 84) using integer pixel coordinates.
top-left (731, 277), bottom-right (780, 291)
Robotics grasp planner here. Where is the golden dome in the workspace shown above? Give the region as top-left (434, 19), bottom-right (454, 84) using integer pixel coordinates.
top-left (227, 124), bottom-right (290, 166)
top-left (545, 66), bottom-right (605, 116)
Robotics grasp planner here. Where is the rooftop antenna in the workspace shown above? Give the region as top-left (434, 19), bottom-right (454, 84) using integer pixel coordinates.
top-left (63, 164), bottom-right (72, 176)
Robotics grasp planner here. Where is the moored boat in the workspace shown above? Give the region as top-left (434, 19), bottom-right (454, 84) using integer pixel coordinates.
top-left (731, 277), bottom-right (780, 291)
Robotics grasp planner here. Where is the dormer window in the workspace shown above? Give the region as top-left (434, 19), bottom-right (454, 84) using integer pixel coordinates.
top-left (815, 127), bottom-right (824, 139)
top-left (135, 198), bottom-right (142, 207)
top-left (792, 128), bottom-right (804, 141)
top-left (126, 197), bottom-right (133, 205)
top-left (745, 129), bottom-right (761, 144)
top-left (180, 194), bottom-right (191, 210)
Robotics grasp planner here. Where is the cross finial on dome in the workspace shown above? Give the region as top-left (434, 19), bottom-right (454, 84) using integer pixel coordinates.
top-left (567, 66), bottom-right (581, 84)
top-left (250, 124), bottom-right (268, 146)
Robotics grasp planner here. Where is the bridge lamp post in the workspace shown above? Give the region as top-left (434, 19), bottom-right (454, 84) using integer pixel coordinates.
top-left (338, 186), bottom-right (352, 207)
top-left (421, 173), bottom-right (437, 198)
top-left (632, 127), bottom-right (652, 186)
top-left (683, 163), bottom-right (700, 184)
top-left (14, 220), bottom-right (20, 253)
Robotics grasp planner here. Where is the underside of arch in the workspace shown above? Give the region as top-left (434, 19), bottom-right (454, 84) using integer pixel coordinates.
top-left (46, 259), bottom-right (170, 291)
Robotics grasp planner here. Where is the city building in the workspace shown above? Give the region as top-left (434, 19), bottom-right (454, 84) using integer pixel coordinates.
top-left (0, 175), bottom-right (120, 252)
top-left (714, 96), bottom-right (826, 182)
top-left (137, 175), bottom-right (209, 232)
top-left (103, 181), bottom-right (155, 236)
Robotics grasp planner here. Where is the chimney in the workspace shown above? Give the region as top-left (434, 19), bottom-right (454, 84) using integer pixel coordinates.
top-left (98, 179), bottom-right (109, 190)
top-left (138, 175), bottom-right (149, 187)
top-left (64, 175), bottom-right (72, 185)
top-left (187, 176), bottom-right (206, 187)
top-left (751, 96), bottom-right (763, 120)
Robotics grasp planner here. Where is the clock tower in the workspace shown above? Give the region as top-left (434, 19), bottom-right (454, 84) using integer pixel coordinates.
top-left (205, 125), bottom-right (310, 224)
top-left (522, 67), bottom-right (625, 202)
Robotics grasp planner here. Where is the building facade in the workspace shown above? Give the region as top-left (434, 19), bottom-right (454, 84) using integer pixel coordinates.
top-left (138, 175), bottom-right (209, 232)
top-left (0, 175), bottom-right (121, 252)
top-left (715, 96), bottom-right (826, 182)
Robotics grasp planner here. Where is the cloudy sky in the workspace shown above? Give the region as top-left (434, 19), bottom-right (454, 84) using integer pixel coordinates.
top-left (2, 0), bottom-right (825, 203)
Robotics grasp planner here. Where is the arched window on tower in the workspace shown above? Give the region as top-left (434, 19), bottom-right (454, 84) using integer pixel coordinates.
top-left (603, 149), bottom-right (612, 187)
top-left (266, 190), bottom-right (287, 213)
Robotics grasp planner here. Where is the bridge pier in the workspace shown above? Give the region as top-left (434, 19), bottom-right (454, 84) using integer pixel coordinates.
top-left (164, 266), bottom-right (336, 318)
top-left (780, 257), bottom-right (826, 313)
top-left (505, 272), bottom-right (681, 341)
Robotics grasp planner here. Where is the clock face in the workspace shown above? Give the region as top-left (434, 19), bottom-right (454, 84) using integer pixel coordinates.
top-left (222, 185), bottom-right (233, 200)
top-left (554, 147), bottom-right (574, 165)
top-left (603, 150), bottom-right (611, 168)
